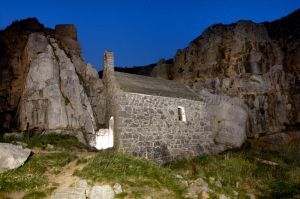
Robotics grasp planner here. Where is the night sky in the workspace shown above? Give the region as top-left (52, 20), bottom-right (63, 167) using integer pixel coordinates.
top-left (1, 0), bottom-right (300, 71)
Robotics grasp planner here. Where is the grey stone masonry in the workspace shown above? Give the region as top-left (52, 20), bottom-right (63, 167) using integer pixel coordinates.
top-left (104, 51), bottom-right (114, 71)
top-left (117, 92), bottom-right (225, 163)
top-left (102, 51), bottom-right (247, 164)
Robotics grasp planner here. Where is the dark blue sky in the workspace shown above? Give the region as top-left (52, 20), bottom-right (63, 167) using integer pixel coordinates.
top-left (1, 0), bottom-right (300, 70)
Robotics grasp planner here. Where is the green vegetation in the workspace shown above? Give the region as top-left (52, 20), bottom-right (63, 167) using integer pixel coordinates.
top-left (115, 192), bottom-right (129, 199)
top-left (76, 157), bottom-right (89, 165)
top-left (0, 152), bottom-right (76, 198)
top-left (1, 134), bottom-right (299, 198)
top-left (0, 134), bottom-right (83, 198)
top-left (2, 133), bottom-right (89, 151)
top-left (24, 134), bottom-right (89, 151)
top-left (167, 140), bottom-right (300, 198)
top-left (74, 149), bottom-right (184, 198)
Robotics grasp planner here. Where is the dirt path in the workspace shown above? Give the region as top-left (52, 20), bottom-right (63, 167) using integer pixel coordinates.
top-left (46, 151), bottom-right (95, 198)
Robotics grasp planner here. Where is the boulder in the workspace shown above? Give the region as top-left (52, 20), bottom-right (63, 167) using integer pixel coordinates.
top-left (201, 90), bottom-right (248, 148)
top-left (0, 143), bottom-right (31, 173)
top-left (89, 185), bottom-right (115, 199)
top-left (186, 178), bottom-right (212, 199)
top-left (215, 180), bottom-right (222, 188)
top-left (219, 194), bottom-right (231, 199)
top-left (51, 180), bottom-right (88, 199)
top-left (113, 183), bottom-right (123, 194)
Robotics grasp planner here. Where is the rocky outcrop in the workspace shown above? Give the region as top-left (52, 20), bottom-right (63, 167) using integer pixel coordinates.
top-left (192, 64), bottom-right (298, 137)
top-left (152, 9), bottom-right (300, 137)
top-left (0, 19), bottom-right (105, 146)
top-left (200, 90), bottom-right (248, 147)
top-left (82, 63), bottom-right (106, 126)
top-left (0, 143), bottom-right (31, 173)
top-left (18, 33), bottom-right (96, 143)
top-left (54, 24), bottom-right (106, 127)
top-left (0, 18), bottom-right (44, 131)
top-left (170, 20), bottom-right (282, 82)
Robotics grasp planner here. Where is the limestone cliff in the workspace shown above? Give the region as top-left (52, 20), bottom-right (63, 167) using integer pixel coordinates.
top-left (152, 9), bottom-right (300, 137)
top-left (0, 19), bottom-right (105, 145)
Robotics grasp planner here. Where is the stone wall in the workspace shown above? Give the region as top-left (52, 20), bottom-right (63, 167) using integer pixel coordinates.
top-left (102, 50), bottom-right (248, 163)
top-left (116, 92), bottom-right (225, 163)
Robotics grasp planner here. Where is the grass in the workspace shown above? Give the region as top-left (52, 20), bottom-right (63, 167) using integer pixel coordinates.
top-left (74, 149), bottom-right (184, 198)
top-left (25, 134), bottom-right (89, 151)
top-left (1, 133), bottom-right (300, 198)
top-left (2, 133), bottom-right (89, 151)
top-left (0, 134), bottom-right (83, 198)
top-left (0, 152), bottom-right (76, 198)
top-left (167, 153), bottom-right (257, 198)
top-left (167, 140), bottom-right (300, 198)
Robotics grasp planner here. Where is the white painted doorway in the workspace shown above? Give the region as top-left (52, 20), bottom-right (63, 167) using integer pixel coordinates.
top-left (95, 116), bottom-right (114, 149)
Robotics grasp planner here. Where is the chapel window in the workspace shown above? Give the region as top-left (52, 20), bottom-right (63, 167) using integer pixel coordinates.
top-left (178, 106), bottom-right (187, 122)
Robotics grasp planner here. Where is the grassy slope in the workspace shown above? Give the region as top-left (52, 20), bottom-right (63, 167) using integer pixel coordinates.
top-left (167, 140), bottom-right (300, 198)
top-left (74, 150), bottom-right (184, 198)
top-left (0, 134), bottom-right (86, 199)
top-left (0, 134), bottom-right (300, 199)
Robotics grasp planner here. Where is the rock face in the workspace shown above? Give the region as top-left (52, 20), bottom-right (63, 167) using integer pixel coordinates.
top-left (200, 90), bottom-right (248, 147)
top-left (170, 21), bottom-right (282, 81)
top-left (152, 9), bottom-right (300, 137)
top-left (0, 19), bottom-right (105, 145)
top-left (0, 18), bottom-right (44, 131)
top-left (0, 143), bottom-right (31, 173)
top-left (18, 33), bottom-right (96, 143)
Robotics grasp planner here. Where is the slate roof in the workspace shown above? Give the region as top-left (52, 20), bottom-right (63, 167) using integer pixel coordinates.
top-left (114, 71), bottom-right (201, 100)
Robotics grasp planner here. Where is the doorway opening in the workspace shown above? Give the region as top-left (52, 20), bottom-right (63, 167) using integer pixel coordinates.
top-left (95, 116), bottom-right (114, 149)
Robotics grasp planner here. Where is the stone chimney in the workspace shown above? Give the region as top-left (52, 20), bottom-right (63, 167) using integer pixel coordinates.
top-left (104, 50), bottom-right (114, 74)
